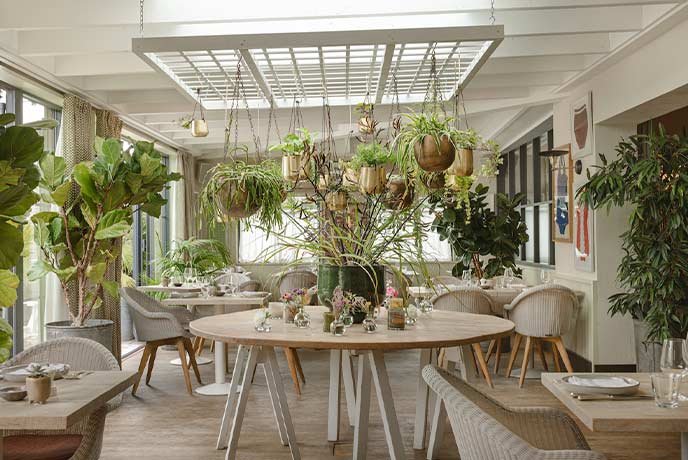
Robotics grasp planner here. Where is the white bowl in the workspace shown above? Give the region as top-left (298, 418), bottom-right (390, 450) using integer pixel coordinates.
top-left (560, 374), bottom-right (640, 396)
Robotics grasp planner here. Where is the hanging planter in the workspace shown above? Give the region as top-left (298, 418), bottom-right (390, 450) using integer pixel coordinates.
top-left (414, 134), bottom-right (455, 172)
top-left (354, 142), bottom-right (391, 194)
top-left (220, 181), bottom-right (260, 219)
top-left (282, 155), bottom-right (300, 182)
top-left (270, 128), bottom-right (316, 182)
top-left (326, 190), bottom-right (348, 211)
top-left (190, 88), bottom-right (209, 138)
top-left (359, 166), bottom-right (386, 194)
top-left (356, 98), bottom-right (377, 135)
top-left (384, 176), bottom-right (414, 210)
top-left (422, 172), bottom-right (446, 190)
top-left (447, 148), bottom-right (474, 176)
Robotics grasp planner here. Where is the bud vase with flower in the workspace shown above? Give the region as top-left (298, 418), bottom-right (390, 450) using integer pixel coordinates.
top-left (282, 288), bottom-right (307, 324)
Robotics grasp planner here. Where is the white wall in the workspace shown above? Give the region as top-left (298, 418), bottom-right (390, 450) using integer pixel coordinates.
top-left (502, 11), bottom-right (688, 367)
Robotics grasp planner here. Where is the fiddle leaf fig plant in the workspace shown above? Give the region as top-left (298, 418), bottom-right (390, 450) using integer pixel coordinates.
top-left (577, 128), bottom-right (688, 342)
top-left (29, 138), bottom-right (181, 327)
top-left (0, 113), bottom-right (44, 361)
top-left (431, 184), bottom-right (528, 280)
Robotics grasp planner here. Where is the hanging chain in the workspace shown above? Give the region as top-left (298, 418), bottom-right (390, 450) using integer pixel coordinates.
top-left (421, 45), bottom-right (446, 117)
top-left (139, 0), bottom-right (145, 37)
top-left (234, 60), bottom-right (263, 158)
top-left (490, 0), bottom-right (496, 25)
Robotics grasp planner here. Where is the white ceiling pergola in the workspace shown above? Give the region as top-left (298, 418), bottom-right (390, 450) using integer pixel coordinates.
top-left (133, 26), bottom-right (503, 109)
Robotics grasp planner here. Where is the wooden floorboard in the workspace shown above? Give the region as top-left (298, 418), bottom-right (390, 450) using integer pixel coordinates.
top-left (100, 346), bottom-right (680, 460)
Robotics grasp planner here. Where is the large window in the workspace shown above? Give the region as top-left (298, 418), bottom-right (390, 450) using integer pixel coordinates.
top-left (497, 119), bottom-right (554, 266)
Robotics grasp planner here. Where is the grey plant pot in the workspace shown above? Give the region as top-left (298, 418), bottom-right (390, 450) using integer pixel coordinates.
top-left (45, 319), bottom-right (114, 354)
top-left (634, 319), bottom-right (661, 372)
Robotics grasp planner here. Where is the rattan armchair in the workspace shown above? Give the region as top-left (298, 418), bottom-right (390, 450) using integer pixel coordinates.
top-left (121, 287), bottom-right (201, 395)
top-left (1, 338), bottom-right (120, 460)
top-left (423, 364), bottom-right (606, 460)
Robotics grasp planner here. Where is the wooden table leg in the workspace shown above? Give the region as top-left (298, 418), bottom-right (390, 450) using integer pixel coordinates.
top-left (226, 345), bottom-right (259, 460)
top-left (342, 350), bottom-right (357, 427)
top-left (353, 351), bottom-right (372, 460)
top-left (216, 345), bottom-right (247, 449)
top-left (413, 348), bottom-right (434, 449)
top-left (369, 350), bottom-right (406, 460)
top-left (265, 346), bottom-right (301, 460)
top-left (328, 349), bottom-right (342, 442)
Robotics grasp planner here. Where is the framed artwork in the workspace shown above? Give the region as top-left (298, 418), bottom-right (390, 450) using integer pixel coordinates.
top-left (552, 144), bottom-right (573, 243)
top-left (574, 201), bottom-right (595, 272)
top-left (571, 92), bottom-right (593, 158)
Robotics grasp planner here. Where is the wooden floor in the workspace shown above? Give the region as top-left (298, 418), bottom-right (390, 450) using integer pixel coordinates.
top-left (101, 346), bottom-right (680, 460)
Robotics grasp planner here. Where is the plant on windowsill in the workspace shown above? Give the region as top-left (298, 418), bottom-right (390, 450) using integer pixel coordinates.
top-left (29, 138), bottom-right (181, 346)
top-left (157, 238), bottom-right (232, 282)
top-left (430, 184), bottom-right (528, 280)
top-left (0, 113), bottom-right (46, 362)
top-left (577, 127), bottom-right (688, 349)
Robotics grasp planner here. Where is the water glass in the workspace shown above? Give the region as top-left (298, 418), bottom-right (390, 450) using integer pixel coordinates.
top-left (461, 269), bottom-right (472, 286)
top-left (662, 338), bottom-right (688, 400)
top-left (504, 268), bottom-right (514, 287)
top-left (651, 373), bottom-right (681, 408)
top-left (540, 269), bottom-right (553, 284)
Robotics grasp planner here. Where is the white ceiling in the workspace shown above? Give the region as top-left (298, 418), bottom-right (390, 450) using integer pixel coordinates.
top-left (0, 0), bottom-right (682, 156)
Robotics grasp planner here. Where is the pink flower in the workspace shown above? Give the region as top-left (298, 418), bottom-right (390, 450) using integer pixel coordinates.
top-left (386, 286), bottom-right (399, 297)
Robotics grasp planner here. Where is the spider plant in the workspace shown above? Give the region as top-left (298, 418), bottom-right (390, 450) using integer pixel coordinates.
top-left (199, 159), bottom-right (286, 230)
top-left (393, 111), bottom-right (457, 174)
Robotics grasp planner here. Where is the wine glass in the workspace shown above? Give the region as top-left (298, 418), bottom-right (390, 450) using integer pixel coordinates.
top-left (540, 269), bottom-right (553, 285)
top-left (662, 338), bottom-right (688, 400)
top-left (504, 268), bottom-right (514, 288)
top-left (461, 269), bottom-right (472, 286)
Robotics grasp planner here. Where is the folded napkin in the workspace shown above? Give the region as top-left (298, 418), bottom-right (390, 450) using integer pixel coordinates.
top-left (9, 363), bottom-right (70, 376)
top-left (567, 376), bottom-right (633, 388)
top-left (507, 283), bottom-right (528, 289)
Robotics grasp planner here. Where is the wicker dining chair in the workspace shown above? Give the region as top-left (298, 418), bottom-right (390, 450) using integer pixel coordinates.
top-left (431, 287), bottom-right (497, 387)
top-left (1, 337), bottom-right (121, 460)
top-left (423, 364), bottom-right (605, 460)
top-left (121, 287), bottom-right (201, 395)
top-left (504, 284), bottom-right (579, 387)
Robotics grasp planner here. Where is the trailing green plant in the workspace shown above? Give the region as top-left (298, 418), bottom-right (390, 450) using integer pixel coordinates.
top-left (431, 184), bottom-right (528, 280)
top-left (199, 159), bottom-right (286, 230)
top-left (157, 237), bottom-right (231, 278)
top-left (0, 113), bottom-right (45, 361)
top-left (355, 142), bottom-right (392, 167)
top-left (452, 128), bottom-right (481, 149)
top-left (269, 128), bottom-right (317, 156)
top-left (577, 128), bottom-right (688, 342)
top-left (29, 138), bottom-right (181, 327)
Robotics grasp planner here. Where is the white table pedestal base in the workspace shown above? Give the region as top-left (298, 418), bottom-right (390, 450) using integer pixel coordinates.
top-left (510, 367), bottom-right (543, 380)
top-left (171, 356), bottom-right (212, 366)
top-left (195, 382), bottom-right (243, 396)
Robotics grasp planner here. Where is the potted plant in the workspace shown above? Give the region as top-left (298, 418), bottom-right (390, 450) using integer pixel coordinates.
top-left (354, 142), bottom-right (391, 194)
top-left (394, 112), bottom-right (456, 173)
top-left (384, 175), bottom-right (414, 210)
top-left (355, 102), bottom-right (378, 135)
top-left (448, 129), bottom-right (481, 176)
top-left (431, 184), bottom-right (528, 280)
top-left (200, 159), bottom-right (286, 226)
top-left (25, 364), bottom-right (52, 404)
top-left (270, 128), bottom-right (317, 181)
top-left (577, 128), bottom-right (688, 371)
top-left (158, 238), bottom-right (231, 282)
top-left (29, 138), bottom-right (181, 352)
top-left (0, 113), bottom-right (44, 362)
top-left (342, 155), bottom-right (363, 187)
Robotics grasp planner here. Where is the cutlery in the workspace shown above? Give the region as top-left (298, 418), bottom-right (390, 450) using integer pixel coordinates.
top-left (570, 392), bottom-right (653, 401)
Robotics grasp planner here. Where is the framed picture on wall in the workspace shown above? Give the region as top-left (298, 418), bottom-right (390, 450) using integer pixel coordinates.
top-left (574, 201), bottom-right (595, 272)
top-left (571, 92), bottom-right (593, 158)
top-left (552, 144), bottom-right (573, 243)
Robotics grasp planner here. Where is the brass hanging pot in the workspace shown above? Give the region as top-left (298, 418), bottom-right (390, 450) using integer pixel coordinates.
top-left (359, 166), bottom-right (385, 194)
top-left (414, 134), bottom-right (455, 172)
top-left (298, 154), bottom-right (312, 180)
top-left (343, 168), bottom-right (359, 187)
top-left (282, 155), bottom-right (300, 181)
top-left (447, 148), bottom-right (474, 176)
top-left (326, 191), bottom-right (348, 211)
top-left (190, 88), bottom-right (209, 138)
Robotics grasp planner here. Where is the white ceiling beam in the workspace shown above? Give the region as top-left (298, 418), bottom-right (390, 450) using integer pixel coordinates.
top-left (480, 54), bottom-right (600, 75)
top-left (62, 73), bottom-right (173, 91)
top-left (493, 33), bottom-right (611, 58)
top-left (239, 49), bottom-right (276, 105)
top-left (288, 48), bottom-right (307, 100)
top-left (374, 44), bottom-right (395, 104)
top-left (102, 89), bottom-right (186, 105)
top-left (469, 71), bottom-right (578, 89)
top-left (261, 48), bottom-right (286, 101)
top-left (35, 52), bottom-right (152, 76)
top-left (0, 1), bottom-right (673, 30)
top-left (406, 43), bottom-right (433, 96)
top-left (317, 46), bottom-right (328, 99)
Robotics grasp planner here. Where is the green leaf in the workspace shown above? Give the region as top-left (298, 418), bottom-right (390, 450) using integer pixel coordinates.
top-left (39, 154), bottom-right (66, 188)
top-left (86, 262), bottom-right (106, 284)
top-left (140, 193), bottom-right (167, 218)
top-left (50, 180), bottom-right (72, 207)
top-left (2, 189), bottom-right (38, 217)
top-left (95, 209), bottom-right (130, 240)
top-left (27, 260), bottom-right (54, 281)
top-left (102, 280), bottom-right (120, 299)
top-left (72, 162), bottom-right (99, 202)
top-left (125, 173), bottom-right (142, 194)
top-left (0, 114), bottom-right (16, 127)
top-left (100, 138), bottom-right (122, 166)
top-left (0, 269), bottom-right (18, 307)
top-left (0, 126), bottom-right (45, 168)
top-left (55, 266), bottom-right (77, 282)
top-left (0, 221), bottom-right (22, 270)
top-left (102, 180), bottom-right (126, 212)
top-left (139, 153), bottom-right (160, 177)
top-left (0, 161), bottom-right (24, 192)
top-left (20, 119), bottom-right (58, 130)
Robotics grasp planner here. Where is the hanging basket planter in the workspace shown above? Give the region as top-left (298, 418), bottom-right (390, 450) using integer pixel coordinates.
top-left (220, 181), bottom-right (260, 219)
top-left (414, 134), bottom-right (455, 172)
top-left (447, 148), bottom-right (474, 177)
top-left (359, 166), bottom-right (386, 194)
top-left (326, 191), bottom-right (348, 211)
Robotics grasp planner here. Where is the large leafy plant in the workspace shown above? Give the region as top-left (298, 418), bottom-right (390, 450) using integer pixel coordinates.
top-left (0, 113), bottom-right (45, 361)
top-left (577, 129), bottom-right (688, 341)
top-left (158, 238), bottom-right (231, 278)
top-left (431, 184), bottom-right (528, 280)
top-left (29, 138), bottom-right (181, 327)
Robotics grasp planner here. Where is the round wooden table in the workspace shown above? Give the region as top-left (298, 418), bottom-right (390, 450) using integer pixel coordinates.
top-left (190, 306), bottom-right (514, 460)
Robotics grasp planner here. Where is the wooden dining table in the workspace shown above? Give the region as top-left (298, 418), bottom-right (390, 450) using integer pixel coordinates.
top-left (543, 372), bottom-right (688, 460)
top-left (190, 305), bottom-right (514, 460)
top-left (0, 371), bottom-right (137, 460)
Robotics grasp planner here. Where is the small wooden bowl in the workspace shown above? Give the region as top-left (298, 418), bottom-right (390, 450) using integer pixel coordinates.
top-left (0, 385), bottom-right (27, 401)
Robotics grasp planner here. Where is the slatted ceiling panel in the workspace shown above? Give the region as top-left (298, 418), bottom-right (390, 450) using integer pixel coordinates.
top-left (136, 27), bottom-right (503, 108)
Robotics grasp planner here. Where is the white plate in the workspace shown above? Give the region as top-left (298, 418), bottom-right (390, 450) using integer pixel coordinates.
top-left (0, 364), bottom-right (70, 383)
top-left (560, 374), bottom-right (640, 396)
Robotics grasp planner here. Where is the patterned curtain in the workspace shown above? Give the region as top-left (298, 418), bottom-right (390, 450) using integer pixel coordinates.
top-left (178, 150), bottom-right (197, 239)
top-left (62, 95), bottom-right (94, 318)
top-left (95, 109), bottom-right (123, 365)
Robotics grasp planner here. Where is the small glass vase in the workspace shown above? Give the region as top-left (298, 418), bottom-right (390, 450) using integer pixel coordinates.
top-left (341, 310), bottom-right (354, 327)
top-left (255, 317), bottom-right (272, 333)
top-left (387, 298), bottom-right (406, 331)
top-left (294, 306), bottom-right (311, 328)
top-left (283, 302), bottom-right (298, 324)
top-left (362, 314), bottom-right (377, 333)
top-left (331, 318), bottom-right (346, 336)
top-left (406, 305), bottom-right (419, 326)
top-left (323, 311), bottom-right (335, 333)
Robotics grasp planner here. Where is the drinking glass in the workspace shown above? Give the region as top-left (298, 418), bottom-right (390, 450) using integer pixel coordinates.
top-left (504, 268), bottom-right (514, 288)
top-left (461, 269), bottom-right (472, 286)
top-left (662, 338), bottom-right (688, 400)
top-left (651, 373), bottom-right (680, 408)
top-left (183, 267), bottom-right (193, 285)
top-left (540, 269), bottom-right (553, 285)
